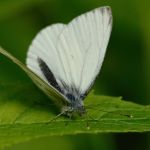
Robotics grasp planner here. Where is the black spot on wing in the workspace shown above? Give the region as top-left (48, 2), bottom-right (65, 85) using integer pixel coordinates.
top-left (37, 57), bottom-right (62, 93)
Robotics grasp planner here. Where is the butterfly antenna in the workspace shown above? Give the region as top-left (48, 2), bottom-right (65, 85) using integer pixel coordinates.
top-left (46, 111), bottom-right (65, 124)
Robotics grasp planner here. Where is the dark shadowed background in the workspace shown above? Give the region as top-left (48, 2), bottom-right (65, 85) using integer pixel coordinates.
top-left (0, 0), bottom-right (150, 150)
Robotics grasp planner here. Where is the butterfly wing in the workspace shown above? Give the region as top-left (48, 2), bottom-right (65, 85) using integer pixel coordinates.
top-left (56, 6), bottom-right (112, 97)
top-left (26, 6), bottom-right (112, 102)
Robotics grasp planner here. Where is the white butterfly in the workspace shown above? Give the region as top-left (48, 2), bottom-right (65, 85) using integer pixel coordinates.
top-left (26, 6), bottom-right (112, 116)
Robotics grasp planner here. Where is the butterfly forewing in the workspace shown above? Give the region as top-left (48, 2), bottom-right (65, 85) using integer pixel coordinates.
top-left (55, 6), bottom-right (112, 95)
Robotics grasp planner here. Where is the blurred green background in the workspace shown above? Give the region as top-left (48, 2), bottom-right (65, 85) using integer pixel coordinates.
top-left (0, 0), bottom-right (150, 150)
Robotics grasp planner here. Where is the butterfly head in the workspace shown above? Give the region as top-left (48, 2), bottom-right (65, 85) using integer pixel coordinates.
top-left (62, 105), bottom-right (86, 117)
top-left (62, 94), bottom-right (86, 117)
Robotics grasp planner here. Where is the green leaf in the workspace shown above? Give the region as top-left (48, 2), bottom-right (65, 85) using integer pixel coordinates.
top-left (0, 48), bottom-right (150, 149)
top-left (0, 83), bottom-right (150, 149)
